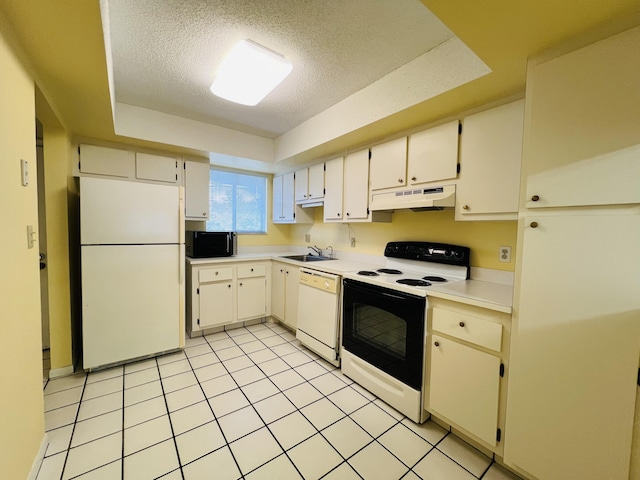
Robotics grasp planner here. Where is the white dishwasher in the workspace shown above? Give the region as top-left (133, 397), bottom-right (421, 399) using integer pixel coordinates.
top-left (296, 268), bottom-right (341, 366)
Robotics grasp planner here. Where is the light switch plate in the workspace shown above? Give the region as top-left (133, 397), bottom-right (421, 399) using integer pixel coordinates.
top-left (305, 234), bottom-right (310, 242)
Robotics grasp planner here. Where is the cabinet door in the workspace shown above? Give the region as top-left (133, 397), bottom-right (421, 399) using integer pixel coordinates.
top-left (523, 27), bottom-right (640, 208)
top-left (294, 168), bottom-right (309, 202)
top-left (369, 137), bottom-right (407, 190)
top-left (284, 266), bottom-right (300, 329)
top-left (184, 160), bottom-right (210, 219)
top-left (505, 212), bottom-right (640, 480)
top-left (136, 153), bottom-right (179, 184)
top-left (282, 172), bottom-right (295, 222)
top-left (343, 149), bottom-right (370, 220)
top-left (429, 335), bottom-right (500, 446)
top-left (408, 120), bottom-right (459, 185)
top-left (308, 163), bottom-right (325, 200)
top-left (272, 175), bottom-right (284, 222)
top-left (80, 144), bottom-right (134, 178)
top-left (237, 277), bottom-right (266, 320)
top-left (323, 157), bottom-right (344, 221)
top-left (271, 263), bottom-right (286, 320)
top-left (199, 282), bottom-right (233, 329)
top-left (456, 100), bottom-right (524, 220)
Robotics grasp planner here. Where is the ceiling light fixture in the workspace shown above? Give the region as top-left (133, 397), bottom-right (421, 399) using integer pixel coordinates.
top-left (210, 40), bottom-right (293, 106)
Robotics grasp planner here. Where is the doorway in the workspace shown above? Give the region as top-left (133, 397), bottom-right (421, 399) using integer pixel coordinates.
top-left (36, 119), bottom-right (50, 381)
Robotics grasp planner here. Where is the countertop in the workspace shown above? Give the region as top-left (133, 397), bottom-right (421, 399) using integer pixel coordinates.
top-left (187, 253), bottom-right (513, 313)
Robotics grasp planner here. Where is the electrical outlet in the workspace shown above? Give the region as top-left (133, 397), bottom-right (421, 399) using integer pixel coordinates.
top-left (499, 246), bottom-right (512, 263)
top-left (350, 237), bottom-right (356, 248)
top-left (304, 234), bottom-right (310, 243)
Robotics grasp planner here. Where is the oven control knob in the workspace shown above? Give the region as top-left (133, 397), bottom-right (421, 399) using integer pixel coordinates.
top-left (453, 250), bottom-right (465, 260)
top-left (444, 250), bottom-right (452, 258)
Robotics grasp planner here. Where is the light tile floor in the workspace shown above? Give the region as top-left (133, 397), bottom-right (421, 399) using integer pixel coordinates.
top-left (37, 322), bottom-right (521, 480)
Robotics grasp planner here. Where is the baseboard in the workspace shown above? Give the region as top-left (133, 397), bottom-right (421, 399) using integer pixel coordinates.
top-left (27, 433), bottom-right (49, 480)
top-left (48, 365), bottom-right (74, 379)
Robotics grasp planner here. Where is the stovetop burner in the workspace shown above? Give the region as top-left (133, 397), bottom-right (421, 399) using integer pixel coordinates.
top-left (397, 278), bottom-right (431, 287)
top-left (358, 271), bottom-right (379, 276)
top-left (377, 268), bottom-right (402, 274)
top-left (422, 276), bottom-right (447, 282)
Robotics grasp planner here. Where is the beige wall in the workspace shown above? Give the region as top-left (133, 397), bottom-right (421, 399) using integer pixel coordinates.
top-left (0, 26), bottom-right (46, 479)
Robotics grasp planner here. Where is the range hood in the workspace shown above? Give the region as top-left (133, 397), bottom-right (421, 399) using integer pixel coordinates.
top-left (370, 184), bottom-right (455, 211)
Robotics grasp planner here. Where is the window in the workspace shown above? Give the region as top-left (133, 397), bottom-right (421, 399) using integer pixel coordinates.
top-left (206, 169), bottom-right (267, 234)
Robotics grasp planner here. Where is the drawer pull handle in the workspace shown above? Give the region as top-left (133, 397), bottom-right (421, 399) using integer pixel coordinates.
top-left (531, 195), bottom-right (540, 202)
top-left (215, 271), bottom-right (219, 275)
top-left (462, 205), bottom-right (469, 210)
top-left (398, 178), bottom-right (403, 183)
top-left (434, 341), bottom-right (440, 347)
top-left (530, 221), bottom-right (539, 228)
top-left (228, 284), bottom-right (231, 288)
top-left (239, 282), bottom-right (243, 286)
top-left (459, 321), bottom-right (465, 327)
top-left (411, 176), bottom-right (417, 181)
top-left (251, 268), bottom-right (254, 272)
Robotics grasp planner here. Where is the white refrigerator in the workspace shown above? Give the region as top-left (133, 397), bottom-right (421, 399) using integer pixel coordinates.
top-left (80, 176), bottom-right (185, 369)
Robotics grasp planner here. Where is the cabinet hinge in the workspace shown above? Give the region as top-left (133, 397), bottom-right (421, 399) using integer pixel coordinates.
top-left (197, 318), bottom-right (200, 325)
top-left (637, 368), bottom-right (640, 387)
top-left (183, 163), bottom-right (186, 169)
top-left (323, 188), bottom-right (326, 195)
top-left (367, 207), bottom-right (370, 215)
top-left (458, 122), bottom-right (462, 135)
top-left (78, 161), bottom-right (81, 170)
top-left (197, 288), bottom-right (199, 295)
top-left (368, 149), bottom-right (372, 160)
top-left (176, 174), bottom-right (178, 181)
top-left (293, 212), bottom-right (296, 218)
top-left (496, 428), bottom-right (502, 442)
top-left (499, 363), bottom-right (505, 377)
top-left (77, 146), bottom-right (81, 155)
top-left (456, 164), bottom-right (461, 174)
top-left (323, 164), bottom-right (326, 171)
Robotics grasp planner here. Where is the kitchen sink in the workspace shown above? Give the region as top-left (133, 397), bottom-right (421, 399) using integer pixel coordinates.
top-left (280, 254), bottom-right (336, 262)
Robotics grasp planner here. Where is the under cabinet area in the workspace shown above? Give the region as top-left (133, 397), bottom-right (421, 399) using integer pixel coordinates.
top-left (186, 260), bottom-right (270, 335)
top-left (425, 298), bottom-right (511, 453)
top-left (270, 261), bottom-right (300, 330)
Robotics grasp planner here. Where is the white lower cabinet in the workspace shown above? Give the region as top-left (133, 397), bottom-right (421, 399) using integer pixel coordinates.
top-left (187, 261), bottom-right (269, 334)
top-left (429, 335), bottom-right (500, 446)
top-left (271, 261), bottom-right (299, 330)
top-left (426, 298), bottom-right (510, 452)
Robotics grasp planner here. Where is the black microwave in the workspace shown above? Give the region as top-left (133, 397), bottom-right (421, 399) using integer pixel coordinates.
top-left (186, 231), bottom-right (237, 258)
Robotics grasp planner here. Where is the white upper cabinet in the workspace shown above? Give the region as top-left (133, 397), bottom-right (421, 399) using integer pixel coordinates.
top-left (343, 149), bottom-right (371, 220)
top-left (294, 164), bottom-right (325, 203)
top-left (135, 153), bottom-right (179, 184)
top-left (407, 120), bottom-right (459, 185)
top-left (455, 100), bottom-right (525, 221)
top-left (79, 144), bottom-right (134, 178)
top-left (523, 27), bottom-right (640, 209)
top-left (273, 172), bottom-right (313, 224)
top-left (307, 163), bottom-right (325, 200)
top-left (184, 160), bottom-right (210, 220)
top-left (323, 157), bottom-right (344, 222)
top-left (369, 137), bottom-right (407, 190)
top-left (294, 168), bottom-right (309, 203)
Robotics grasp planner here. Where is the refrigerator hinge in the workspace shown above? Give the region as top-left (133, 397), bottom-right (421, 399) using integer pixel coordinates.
top-left (499, 363), bottom-right (505, 377)
top-left (496, 428), bottom-right (502, 442)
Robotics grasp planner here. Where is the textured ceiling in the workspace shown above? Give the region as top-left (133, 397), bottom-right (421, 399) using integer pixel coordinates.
top-left (107, 0), bottom-right (453, 138)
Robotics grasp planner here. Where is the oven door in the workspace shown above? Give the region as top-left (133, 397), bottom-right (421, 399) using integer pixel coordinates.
top-left (342, 279), bottom-right (426, 390)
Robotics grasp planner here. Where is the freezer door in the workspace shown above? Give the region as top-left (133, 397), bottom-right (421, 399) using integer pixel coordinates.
top-left (82, 244), bottom-right (183, 369)
top-left (81, 176), bottom-right (181, 245)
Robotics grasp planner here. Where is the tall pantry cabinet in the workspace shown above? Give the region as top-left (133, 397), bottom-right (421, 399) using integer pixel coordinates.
top-left (504, 25), bottom-right (640, 480)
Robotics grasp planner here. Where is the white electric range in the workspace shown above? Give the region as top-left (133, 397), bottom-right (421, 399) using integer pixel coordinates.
top-left (341, 241), bottom-right (470, 422)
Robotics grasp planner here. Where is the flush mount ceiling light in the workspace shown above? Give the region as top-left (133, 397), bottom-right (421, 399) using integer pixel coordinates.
top-left (210, 39), bottom-right (293, 106)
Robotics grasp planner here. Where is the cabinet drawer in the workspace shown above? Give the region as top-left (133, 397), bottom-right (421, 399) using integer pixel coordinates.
top-left (432, 307), bottom-right (502, 352)
top-left (237, 264), bottom-right (266, 278)
top-left (199, 267), bottom-right (232, 283)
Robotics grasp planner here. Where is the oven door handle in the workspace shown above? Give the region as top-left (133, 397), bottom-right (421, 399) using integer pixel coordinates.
top-left (344, 279), bottom-right (421, 301)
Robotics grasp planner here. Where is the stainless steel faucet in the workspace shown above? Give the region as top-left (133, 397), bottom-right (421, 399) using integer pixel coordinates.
top-left (325, 245), bottom-right (334, 258)
top-left (308, 245), bottom-right (323, 256)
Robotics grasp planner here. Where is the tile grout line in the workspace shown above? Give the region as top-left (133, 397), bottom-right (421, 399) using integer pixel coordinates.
top-left (184, 331), bottom-right (246, 478)
top-left (57, 371), bottom-right (89, 480)
top-left (120, 366), bottom-right (125, 480)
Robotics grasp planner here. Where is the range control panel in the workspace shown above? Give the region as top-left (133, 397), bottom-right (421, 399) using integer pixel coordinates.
top-left (384, 241), bottom-right (470, 268)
